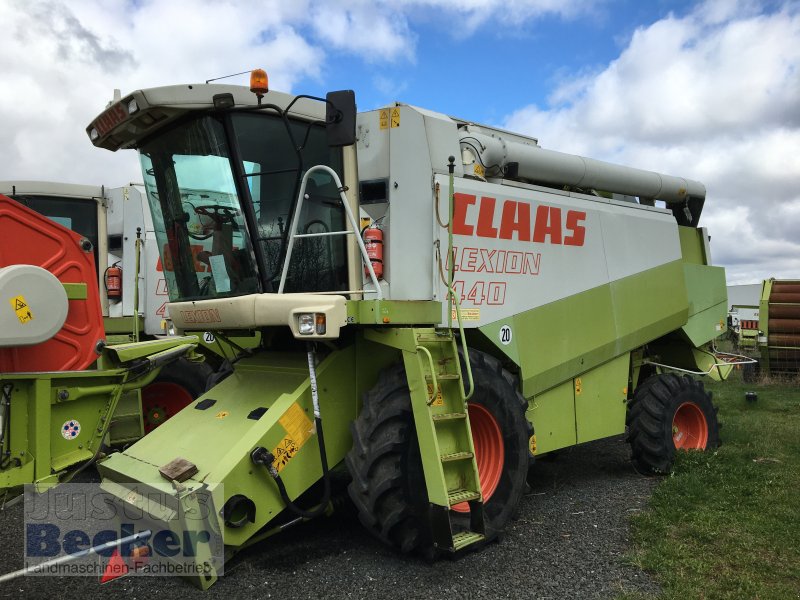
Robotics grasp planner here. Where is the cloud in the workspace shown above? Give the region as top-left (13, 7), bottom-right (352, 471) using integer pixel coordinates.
top-left (503, 0), bottom-right (800, 283)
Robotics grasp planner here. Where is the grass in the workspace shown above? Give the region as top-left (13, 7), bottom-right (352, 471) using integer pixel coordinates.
top-left (624, 370), bottom-right (800, 600)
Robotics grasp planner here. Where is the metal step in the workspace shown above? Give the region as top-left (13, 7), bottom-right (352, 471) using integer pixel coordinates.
top-left (452, 531), bottom-right (485, 551)
top-left (415, 334), bottom-right (454, 343)
top-left (447, 489), bottom-right (481, 506)
top-left (432, 412), bottom-right (466, 422)
top-left (440, 451), bottom-right (474, 462)
top-left (425, 373), bottom-right (460, 381)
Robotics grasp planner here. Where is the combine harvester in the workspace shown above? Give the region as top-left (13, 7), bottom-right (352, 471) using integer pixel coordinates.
top-left (0, 182), bottom-right (265, 435)
top-left (0, 196), bottom-right (196, 491)
top-left (83, 69), bottom-right (735, 587)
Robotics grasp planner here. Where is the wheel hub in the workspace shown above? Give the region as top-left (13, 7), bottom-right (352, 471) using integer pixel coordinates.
top-left (452, 402), bottom-right (505, 513)
top-left (672, 402), bottom-right (709, 450)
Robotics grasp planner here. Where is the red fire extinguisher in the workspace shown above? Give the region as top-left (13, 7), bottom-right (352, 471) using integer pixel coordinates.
top-left (105, 263), bottom-right (122, 300)
top-left (363, 228), bottom-right (383, 279)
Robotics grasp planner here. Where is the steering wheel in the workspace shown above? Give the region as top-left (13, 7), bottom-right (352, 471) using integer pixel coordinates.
top-left (187, 204), bottom-right (241, 240)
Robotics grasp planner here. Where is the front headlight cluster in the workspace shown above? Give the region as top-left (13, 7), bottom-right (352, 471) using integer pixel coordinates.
top-left (298, 313), bottom-right (326, 335)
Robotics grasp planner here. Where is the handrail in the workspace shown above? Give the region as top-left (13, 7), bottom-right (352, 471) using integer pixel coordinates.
top-left (415, 345), bottom-right (439, 406)
top-left (277, 165), bottom-right (383, 299)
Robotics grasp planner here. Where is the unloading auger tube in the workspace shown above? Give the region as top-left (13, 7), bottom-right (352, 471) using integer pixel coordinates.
top-left (460, 127), bottom-right (706, 205)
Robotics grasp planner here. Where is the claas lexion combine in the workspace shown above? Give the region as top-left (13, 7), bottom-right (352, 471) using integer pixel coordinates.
top-left (78, 68), bottom-right (733, 587)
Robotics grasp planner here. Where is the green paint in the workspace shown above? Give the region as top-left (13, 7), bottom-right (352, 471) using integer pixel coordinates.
top-left (98, 347), bottom-right (362, 548)
top-left (347, 299), bottom-right (441, 325)
top-left (480, 260), bottom-right (688, 398)
top-left (678, 226), bottom-right (706, 265)
top-left (0, 366), bottom-right (159, 490)
top-left (680, 263), bottom-right (727, 347)
top-left (399, 328), bottom-right (481, 511)
top-left (526, 380), bottom-right (576, 455)
top-left (62, 282), bottom-right (87, 300)
top-left (103, 335), bottom-right (198, 364)
top-left (527, 354), bottom-right (630, 455)
top-left (108, 390), bottom-right (144, 445)
top-left (103, 316), bottom-right (140, 335)
top-left (574, 353), bottom-right (629, 443)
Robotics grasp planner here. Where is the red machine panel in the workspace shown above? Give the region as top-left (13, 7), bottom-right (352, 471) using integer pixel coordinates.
top-left (0, 195), bottom-right (105, 372)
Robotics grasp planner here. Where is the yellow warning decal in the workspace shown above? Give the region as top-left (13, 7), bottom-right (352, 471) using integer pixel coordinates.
top-left (9, 295), bottom-right (34, 324)
top-left (390, 108), bottom-right (400, 128)
top-left (451, 308), bottom-right (480, 321)
top-left (379, 109), bottom-right (389, 130)
top-left (574, 378), bottom-right (583, 395)
top-left (426, 384), bottom-right (444, 406)
top-left (215, 411), bottom-right (229, 419)
top-left (270, 403), bottom-right (315, 473)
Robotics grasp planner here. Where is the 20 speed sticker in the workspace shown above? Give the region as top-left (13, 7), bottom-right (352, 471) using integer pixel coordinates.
top-left (61, 420), bottom-right (81, 440)
top-left (499, 324), bottom-right (512, 345)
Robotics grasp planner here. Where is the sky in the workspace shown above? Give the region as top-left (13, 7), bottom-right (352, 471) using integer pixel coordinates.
top-left (1, 0), bottom-right (798, 284)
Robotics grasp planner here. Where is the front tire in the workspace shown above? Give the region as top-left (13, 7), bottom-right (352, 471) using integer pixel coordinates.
top-left (141, 358), bottom-right (212, 433)
top-left (345, 349), bottom-right (531, 555)
top-left (627, 373), bottom-right (720, 474)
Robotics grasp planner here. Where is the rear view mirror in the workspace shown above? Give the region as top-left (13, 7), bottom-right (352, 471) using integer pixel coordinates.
top-left (326, 90), bottom-right (356, 147)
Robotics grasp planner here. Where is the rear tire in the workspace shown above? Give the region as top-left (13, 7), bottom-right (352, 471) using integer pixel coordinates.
top-left (345, 349), bottom-right (530, 556)
top-left (141, 358), bottom-right (212, 433)
top-left (627, 373), bottom-right (720, 474)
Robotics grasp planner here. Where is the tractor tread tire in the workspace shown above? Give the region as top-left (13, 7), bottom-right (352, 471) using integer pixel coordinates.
top-left (627, 373), bottom-right (720, 474)
top-left (345, 349), bottom-right (530, 557)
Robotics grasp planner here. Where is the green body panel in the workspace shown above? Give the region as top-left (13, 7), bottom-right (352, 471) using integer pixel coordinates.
top-left (526, 380), bottom-right (576, 455)
top-left (527, 354), bottom-right (629, 455)
top-left (347, 299), bottom-right (442, 325)
top-left (679, 263), bottom-right (727, 347)
top-left (483, 260), bottom-right (687, 398)
top-left (574, 353), bottom-right (630, 443)
top-left (737, 329), bottom-right (758, 348)
top-left (191, 331), bottom-right (262, 366)
top-left (107, 390), bottom-right (144, 444)
top-left (103, 315), bottom-right (138, 335)
top-left (678, 226), bottom-right (707, 265)
top-left (103, 336), bottom-right (198, 364)
top-left (98, 346), bottom-right (366, 548)
top-left (0, 367), bottom-right (156, 490)
top-left (0, 338), bottom-right (195, 491)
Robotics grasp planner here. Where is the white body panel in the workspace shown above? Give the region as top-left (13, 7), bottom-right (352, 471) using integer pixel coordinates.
top-left (433, 176), bottom-right (681, 327)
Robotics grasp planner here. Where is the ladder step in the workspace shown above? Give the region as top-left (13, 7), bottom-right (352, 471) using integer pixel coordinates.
top-left (452, 531), bottom-right (485, 551)
top-left (432, 412), bottom-right (467, 422)
top-left (447, 489), bottom-right (481, 506)
top-left (425, 373), bottom-right (460, 381)
top-left (416, 334), bottom-right (454, 343)
top-left (440, 451), bottom-right (474, 462)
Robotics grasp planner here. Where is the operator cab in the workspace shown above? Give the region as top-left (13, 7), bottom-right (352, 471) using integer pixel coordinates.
top-left (89, 73), bottom-right (357, 305)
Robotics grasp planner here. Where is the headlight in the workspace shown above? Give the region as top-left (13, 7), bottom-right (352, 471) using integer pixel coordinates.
top-left (89, 128), bottom-right (99, 141)
top-left (298, 313), bottom-right (314, 335)
top-left (315, 313), bottom-right (326, 335)
top-left (127, 98), bottom-right (139, 114)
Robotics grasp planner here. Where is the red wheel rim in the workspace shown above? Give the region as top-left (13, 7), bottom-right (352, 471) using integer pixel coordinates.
top-left (141, 382), bottom-right (194, 433)
top-left (452, 402), bottom-right (505, 513)
top-left (672, 402), bottom-right (709, 450)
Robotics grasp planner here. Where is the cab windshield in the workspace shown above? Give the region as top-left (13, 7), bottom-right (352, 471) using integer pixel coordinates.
top-left (139, 112), bottom-right (346, 302)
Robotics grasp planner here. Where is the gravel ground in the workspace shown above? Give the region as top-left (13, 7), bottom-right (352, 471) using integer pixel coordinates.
top-left (0, 435), bottom-right (659, 599)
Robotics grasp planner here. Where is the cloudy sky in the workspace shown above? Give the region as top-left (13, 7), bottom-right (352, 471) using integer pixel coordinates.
top-left (1, 0), bottom-right (798, 284)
